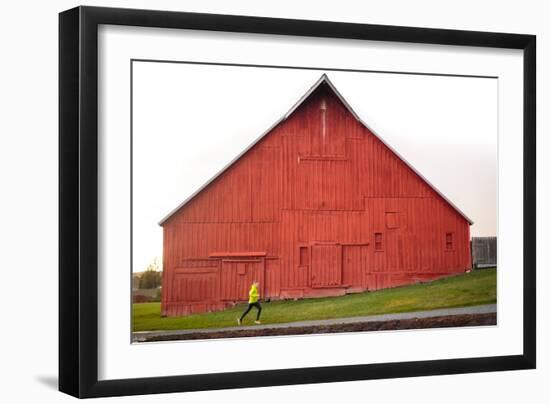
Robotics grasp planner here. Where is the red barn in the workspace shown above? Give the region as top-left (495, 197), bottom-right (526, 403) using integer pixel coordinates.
top-left (159, 74), bottom-right (473, 317)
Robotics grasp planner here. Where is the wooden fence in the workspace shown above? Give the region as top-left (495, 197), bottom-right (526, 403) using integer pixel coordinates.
top-left (471, 237), bottom-right (497, 269)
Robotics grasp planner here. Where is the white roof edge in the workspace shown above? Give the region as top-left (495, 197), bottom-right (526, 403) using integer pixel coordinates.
top-left (159, 74), bottom-right (473, 226)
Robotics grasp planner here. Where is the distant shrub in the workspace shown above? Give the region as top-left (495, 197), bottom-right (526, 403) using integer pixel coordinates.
top-left (133, 294), bottom-right (152, 303)
top-left (132, 287), bottom-right (162, 303)
top-left (153, 287), bottom-right (162, 302)
top-left (139, 269), bottom-right (162, 289)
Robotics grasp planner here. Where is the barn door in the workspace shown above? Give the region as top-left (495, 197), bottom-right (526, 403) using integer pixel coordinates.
top-left (342, 244), bottom-right (369, 288)
top-left (311, 243), bottom-right (342, 287)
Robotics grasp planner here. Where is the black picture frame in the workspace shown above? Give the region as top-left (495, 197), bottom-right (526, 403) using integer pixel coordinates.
top-left (59, 5), bottom-right (536, 398)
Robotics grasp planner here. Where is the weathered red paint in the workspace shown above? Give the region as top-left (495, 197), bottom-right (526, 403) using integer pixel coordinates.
top-left (160, 76), bottom-right (472, 317)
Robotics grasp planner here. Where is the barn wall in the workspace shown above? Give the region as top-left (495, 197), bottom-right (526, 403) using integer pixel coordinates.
top-left (160, 84), bottom-right (472, 317)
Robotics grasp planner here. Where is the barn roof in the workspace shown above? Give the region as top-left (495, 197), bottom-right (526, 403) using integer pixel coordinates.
top-left (159, 74), bottom-right (474, 226)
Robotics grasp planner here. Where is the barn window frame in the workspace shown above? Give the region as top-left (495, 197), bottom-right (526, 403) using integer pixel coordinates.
top-left (374, 232), bottom-right (384, 251)
top-left (385, 212), bottom-right (400, 229)
top-left (445, 232), bottom-right (454, 251)
top-left (298, 245), bottom-right (310, 268)
top-left (237, 262), bottom-right (247, 275)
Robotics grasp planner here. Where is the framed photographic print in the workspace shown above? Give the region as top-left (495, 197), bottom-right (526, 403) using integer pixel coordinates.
top-left (59, 5), bottom-right (536, 398)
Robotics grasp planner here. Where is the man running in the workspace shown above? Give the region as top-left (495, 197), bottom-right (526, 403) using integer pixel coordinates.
top-left (237, 281), bottom-right (262, 325)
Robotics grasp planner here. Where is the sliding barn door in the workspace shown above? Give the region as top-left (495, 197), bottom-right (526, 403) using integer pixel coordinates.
top-left (311, 243), bottom-right (342, 287)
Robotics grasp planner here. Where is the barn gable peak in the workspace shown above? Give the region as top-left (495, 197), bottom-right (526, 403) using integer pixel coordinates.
top-left (282, 73), bottom-right (363, 123)
top-left (158, 74), bottom-right (474, 226)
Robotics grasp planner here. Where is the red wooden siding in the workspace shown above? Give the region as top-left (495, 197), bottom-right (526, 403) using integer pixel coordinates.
top-left (160, 76), bottom-right (472, 317)
top-left (311, 244), bottom-right (342, 287)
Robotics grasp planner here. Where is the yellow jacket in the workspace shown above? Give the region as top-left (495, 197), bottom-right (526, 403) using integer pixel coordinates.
top-left (248, 284), bottom-right (259, 303)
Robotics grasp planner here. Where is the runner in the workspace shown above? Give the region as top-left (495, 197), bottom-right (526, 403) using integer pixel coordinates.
top-left (237, 281), bottom-right (262, 325)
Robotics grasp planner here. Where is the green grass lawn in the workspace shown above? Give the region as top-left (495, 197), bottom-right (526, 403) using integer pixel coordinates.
top-left (133, 268), bottom-right (496, 332)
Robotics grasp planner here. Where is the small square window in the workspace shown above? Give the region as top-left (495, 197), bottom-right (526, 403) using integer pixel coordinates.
top-left (375, 233), bottom-right (383, 251)
top-left (385, 212), bottom-right (399, 229)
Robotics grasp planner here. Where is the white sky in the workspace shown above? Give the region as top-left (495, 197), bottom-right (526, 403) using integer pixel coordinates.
top-left (132, 62), bottom-right (497, 273)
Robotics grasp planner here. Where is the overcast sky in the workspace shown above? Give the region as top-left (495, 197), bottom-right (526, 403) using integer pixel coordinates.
top-left (132, 62), bottom-right (497, 273)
